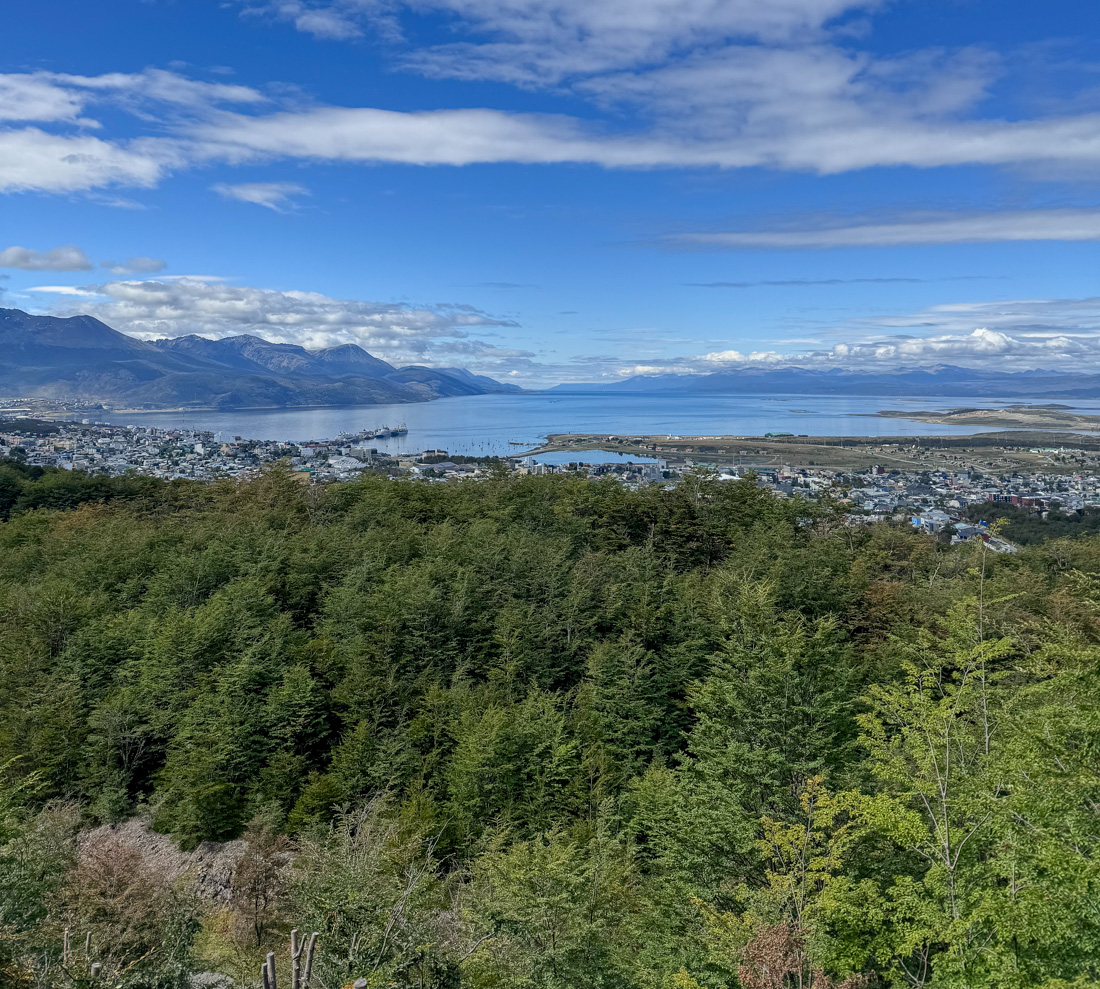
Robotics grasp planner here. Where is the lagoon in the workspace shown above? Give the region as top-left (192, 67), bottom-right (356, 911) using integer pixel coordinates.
top-left (102, 392), bottom-right (1100, 458)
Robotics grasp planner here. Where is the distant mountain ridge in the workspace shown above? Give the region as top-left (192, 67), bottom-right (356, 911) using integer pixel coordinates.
top-left (152, 333), bottom-right (398, 378)
top-left (0, 308), bottom-right (520, 409)
top-left (551, 364), bottom-right (1100, 399)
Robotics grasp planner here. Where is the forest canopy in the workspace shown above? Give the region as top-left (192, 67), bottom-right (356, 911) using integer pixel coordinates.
top-left (2, 464), bottom-right (1100, 988)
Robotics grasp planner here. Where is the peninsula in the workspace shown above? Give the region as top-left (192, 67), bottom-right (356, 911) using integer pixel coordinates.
top-left (872, 404), bottom-right (1100, 430)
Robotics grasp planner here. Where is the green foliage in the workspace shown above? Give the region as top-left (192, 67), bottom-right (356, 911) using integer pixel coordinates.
top-left (288, 797), bottom-right (456, 987)
top-left (465, 821), bottom-right (643, 989)
top-left (966, 501), bottom-right (1100, 545)
top-left (2, 467), bottom-right (1100, 986)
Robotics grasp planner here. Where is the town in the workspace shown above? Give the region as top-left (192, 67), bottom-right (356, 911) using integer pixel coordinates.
top-left (5, 415), bottom-right (1100, 549)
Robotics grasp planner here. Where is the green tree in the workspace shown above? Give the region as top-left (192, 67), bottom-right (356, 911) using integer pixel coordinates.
top-left (465, 822), bottom-right (643, 989)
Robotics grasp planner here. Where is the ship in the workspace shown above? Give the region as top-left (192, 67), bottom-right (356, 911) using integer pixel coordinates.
top-left (335, 423), bottom-right (410, 443)
top-left (369, 423), bottom-right (408, 438)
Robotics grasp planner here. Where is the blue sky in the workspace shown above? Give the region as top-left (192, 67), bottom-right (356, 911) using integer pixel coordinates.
top-left (4, 0), bottom-right (1100, 384)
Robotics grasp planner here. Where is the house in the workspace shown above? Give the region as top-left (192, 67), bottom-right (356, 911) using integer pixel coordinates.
top-left (912, 509), bottom-right (954, 534)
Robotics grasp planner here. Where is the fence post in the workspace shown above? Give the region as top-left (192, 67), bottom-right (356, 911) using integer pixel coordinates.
top-left (303, 932), bottom-right (319, 987)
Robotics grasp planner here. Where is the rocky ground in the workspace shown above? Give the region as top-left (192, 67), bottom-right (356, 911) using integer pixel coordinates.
top-left (80, 818), bottom-right (246, 903)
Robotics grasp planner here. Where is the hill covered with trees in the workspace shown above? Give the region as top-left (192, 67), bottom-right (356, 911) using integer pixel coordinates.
top-left (2, 465), bottom-right (1099, 988)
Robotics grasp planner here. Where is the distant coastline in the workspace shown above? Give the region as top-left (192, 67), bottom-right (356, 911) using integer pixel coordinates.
top-left (871, 405), bottom-right (1100, 431)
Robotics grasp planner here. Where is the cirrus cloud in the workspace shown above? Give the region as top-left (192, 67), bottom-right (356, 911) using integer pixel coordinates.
top-left (212, 180), bottom-right (310, 210)
top-left (248, 0), bottom-right (882, 83)
top-left (100, 256), bottom-right (167, 275)
top-left (7, 50), bottom-right (1100, 197)
top-left (674, 209), bottom-right (1100, 250)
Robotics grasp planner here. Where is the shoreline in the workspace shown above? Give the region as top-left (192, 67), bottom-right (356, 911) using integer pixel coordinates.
top-left (528, 429), bottom-right (1100, 473)
top-left (868, 406), bottom-right (1100, 431)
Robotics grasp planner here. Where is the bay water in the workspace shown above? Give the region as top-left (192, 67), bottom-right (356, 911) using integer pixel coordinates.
top-left (101, 392), bottom-right (1100, 459)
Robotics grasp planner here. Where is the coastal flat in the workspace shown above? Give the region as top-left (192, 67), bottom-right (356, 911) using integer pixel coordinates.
top-left (873, 406), bottom-right (1100, 430)
top-left (533, 430), bottom-right (1100, 473)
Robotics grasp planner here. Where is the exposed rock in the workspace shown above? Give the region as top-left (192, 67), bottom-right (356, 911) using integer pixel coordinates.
top-left (80, 818), bottom-right (247, 903)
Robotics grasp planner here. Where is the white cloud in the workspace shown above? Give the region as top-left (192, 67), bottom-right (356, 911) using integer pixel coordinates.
top-left (578, 44), bottom-right (996, 124)
top-left (0, 128), bottom-right (177, 194)
top-left (252, 0), bottom-right (879, 82)
top-left (286, 2), bottom-right (365, 39)
top-left (100, 256), bottom-right (167, 275)
top-left (828, 327), bottom-right (1020, 361)
top-left (519, 295), bottom-right (1100, 381)
top-left (820, 325), bottom-right (1100, 366)
top-left (212, 180), bottom-right (310, 210)
top-left (246, 0), bottom-right (404, 41)
top-left (0, 74), bottom-right (98, 125)
top-left (86, 193), bottom-right (150, 210)
top-left (673, 209), bottom-right (1100, 249)
top-left (191, 106), bottom-right (623, 165)
top-left (218, 1), bottom-right (1100, 185)
top-left (0, 69), bottom-right (259, 195)
top-left (713, 295), bottom-right (1100, 370)
top-left (44, 277), bottom-right (522, 364)
top-left (204, 7), bottom-right (1100, 178)
top-left (186, 97), bottom-right (1100, 174)
top-left (0, 69), bottom-right (263, 129)
top-left (701, 349), bottom-right (786, 362)
top-left (0, 245), bottom-right (93, 271)
top-left (26, 285), bottom-right (102, 297)
top-left (842, 295), bottom-right (1100, 343)
top-left (5, 49), bottom-right (1100, 196)
top-left (51, 69), bottom-right (265, 109)
top-left (615, 364), bottom-right (695, 376)
top-left (29, 277), bottom-right (1100, 382)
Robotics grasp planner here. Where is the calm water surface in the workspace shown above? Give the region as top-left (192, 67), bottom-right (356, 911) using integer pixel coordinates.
top-left (102, 392), bottom-right (1100, 457)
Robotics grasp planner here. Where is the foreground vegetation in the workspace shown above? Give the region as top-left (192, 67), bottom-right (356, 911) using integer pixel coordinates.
top-left (2, 464), bottom-right (1100, 988)
top-left (964, 500), bottom-right (1100, 545)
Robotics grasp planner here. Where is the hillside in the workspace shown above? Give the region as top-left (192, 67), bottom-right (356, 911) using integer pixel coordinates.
top-left (0, 308), bottom-right (520, 409)
top-left (2, 464), bottom-right (1099, 987)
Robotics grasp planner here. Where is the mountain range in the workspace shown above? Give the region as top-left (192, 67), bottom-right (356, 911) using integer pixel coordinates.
top-left (0, 308), bottom-right (519, 409)
top-left (553, 364), bottom-right (1100, 399)
top-left (9, 306), bottom-right (1100, 408)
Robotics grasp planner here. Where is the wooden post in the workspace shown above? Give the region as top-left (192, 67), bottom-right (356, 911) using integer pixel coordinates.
top-left (266, 952), bottom-right (277, 989)
top-left (63, 928), bottom-right (71, 966)
top-left (90, 962), bottom-right (101, 980)
top-left (303, 932), bottom-right (318, 987)
top-left (290, 929), bottom-right (301, 989)
top-left (262, 961), bottom-right (271, 989)
top-left (84, 931), bottom-right (91, 959)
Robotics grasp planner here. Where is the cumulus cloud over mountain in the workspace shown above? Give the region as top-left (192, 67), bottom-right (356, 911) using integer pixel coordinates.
top-left (40, 276), bottom-right (528, 365)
